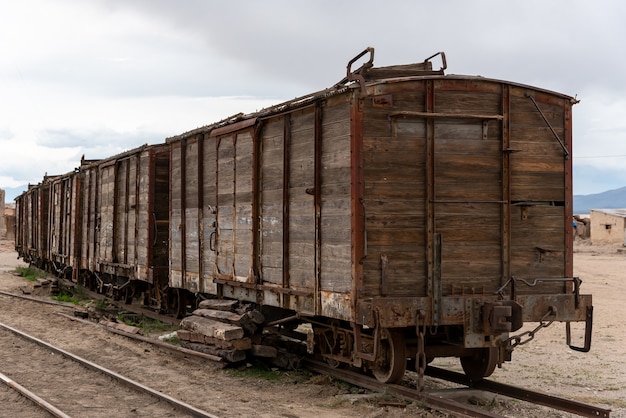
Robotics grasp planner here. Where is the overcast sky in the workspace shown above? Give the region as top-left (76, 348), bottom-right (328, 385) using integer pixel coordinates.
top-left (1, 0), bottom-right (625, 201)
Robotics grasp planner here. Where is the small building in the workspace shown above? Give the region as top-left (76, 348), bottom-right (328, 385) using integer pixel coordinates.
top-left (590, 209), bottom-right (626, 246)
top-left (0, 188), bottom-right (5, 238)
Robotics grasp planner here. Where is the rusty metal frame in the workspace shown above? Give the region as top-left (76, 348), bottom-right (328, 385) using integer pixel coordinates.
top-left (564, 102), bottom-right (574, 280)
top-left (350, 92), bottom-right (365, 320)
top-left (425, 79), bottom-right (437, 326)
top-left (197, 135), bottom-right (205, 283)
top-left (501, 84), bottom-right (512, 289)
top-left (282, 114), bottom-right (291, 308)
top-left (525, 93), bottom-right (570, 159)
top-left (314, 103), bottom-right (323, 315)
top-left (146, 148), bottom-right (156, 282)
top-left (180, 138), bottom-right (187, 289)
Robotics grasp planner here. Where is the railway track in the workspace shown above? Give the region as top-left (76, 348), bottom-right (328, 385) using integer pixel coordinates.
top-left (0, 321), bottom-right (218, 418)
top-left (0, 379), bottom-right (55, 418)
top-left (303, 359), bottom-right (611, 418)
top-left (0, 288), bottom-right (613, 417)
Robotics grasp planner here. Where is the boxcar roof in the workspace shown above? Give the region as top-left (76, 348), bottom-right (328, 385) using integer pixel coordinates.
top-left (167, 69), bottom-right (576, 143)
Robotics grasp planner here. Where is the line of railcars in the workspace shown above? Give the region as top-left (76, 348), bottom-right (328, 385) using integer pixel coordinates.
top-left (15, 49), bottom-right (593, 383)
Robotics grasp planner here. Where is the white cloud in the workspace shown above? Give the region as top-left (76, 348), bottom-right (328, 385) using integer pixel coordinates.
top-left (1, 0), bottom-right (625, 199)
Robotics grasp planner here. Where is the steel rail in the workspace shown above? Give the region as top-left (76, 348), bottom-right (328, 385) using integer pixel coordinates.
top-left (0, 371), bottom-right (71, 418)
top-left (303, 359), bottom-right (503, 418)
top-left (426, 366), bottom-right (611, 418)
top-left (0, 321), bottom-right (219, 418)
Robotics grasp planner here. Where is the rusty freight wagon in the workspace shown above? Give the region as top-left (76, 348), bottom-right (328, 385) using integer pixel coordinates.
top-left (47, 167), bottom-right (85, 278)
top-left (167, 48), bottom-right (593, 383)
top-left (15, 176), bottom-right (55, 269)
top-left (77, 144), bottom-right (171, 308)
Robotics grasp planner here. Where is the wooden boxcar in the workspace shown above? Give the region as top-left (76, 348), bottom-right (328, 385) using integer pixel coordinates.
top-left (167, 49), bottom-right (592, 382)
top-left (77, 144), bottom-right (171, 308)
top-left (47, 168), bottom-right (83, 278)
top-left (15, 176), bottom-right (54, 268)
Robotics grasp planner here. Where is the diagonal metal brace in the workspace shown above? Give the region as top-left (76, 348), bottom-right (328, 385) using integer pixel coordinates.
top-left (525, 93), bottom-right (570, 159)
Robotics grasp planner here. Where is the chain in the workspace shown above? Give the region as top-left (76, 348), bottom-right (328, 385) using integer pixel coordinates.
top-left (415, 310), bottom-right (427, 392)
top-left (504, 307), bottom-right (556, 349)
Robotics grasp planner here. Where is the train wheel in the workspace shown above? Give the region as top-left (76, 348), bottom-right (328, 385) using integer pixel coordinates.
top-left (170, 288), bottom-right (186, 319)
top-left (460, 347), bottom-right (498, 382)
top-left (123, 285), bottom-right (133, 305)
top-left (372, 328), bottom-right (406, 384)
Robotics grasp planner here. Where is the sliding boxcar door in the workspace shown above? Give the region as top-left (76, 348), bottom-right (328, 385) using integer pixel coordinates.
top-left (215, 132), bottom-right (254, 283)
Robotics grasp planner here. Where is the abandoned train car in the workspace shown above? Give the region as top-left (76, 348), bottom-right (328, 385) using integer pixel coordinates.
top-left (15, 48), bottom-right (593, 384)
top-left (165, 48), bottom-right (592, 382)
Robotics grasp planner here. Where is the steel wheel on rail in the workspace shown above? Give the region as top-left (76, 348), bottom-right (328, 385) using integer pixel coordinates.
top-left (168, 288), bottom-right (187, 319)
top-left (372, 328), bottom-right (406, 384)
top-left (460, 347), bottom-right (498, 382)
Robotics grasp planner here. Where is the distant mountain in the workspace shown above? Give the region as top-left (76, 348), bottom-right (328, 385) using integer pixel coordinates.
top-left (574, 186), bottom-right (626, 214)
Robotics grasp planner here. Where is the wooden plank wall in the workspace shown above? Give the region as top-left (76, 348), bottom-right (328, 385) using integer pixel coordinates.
top-left (169, 141), bottom-right (183, 287)
top-left (362, 84), bottom-right (428, 297)
top-left (258, 109), bottom-right (318, 309)
top-left (201, 134), bottom-right (218, 293)
top-left (184, 138), bottom-right (201, 291)
top-left (152, 147), bottom-right (171, 284)
top-left (360, 78), bottom-right (569, 301)
top-left (98, 164), bottom-right (115, 263)
top-left (287, 109), bottom-right (316, 291)
top-left (234, 132), bottom-right (254, 281)
top-left (80, 168), bottom-right (98, 271)
top-left (39, 186), bottom-right (50, 261)
top-left (215, 132), bottom-right (254, 282)
top-left (48, 181), bottom-right (61, 257)
top-left (259, 100), bottom-right (352, 300)
top-left (434, 81), bottom-right (504, 295)
top-left (319, 98), bottom-right (352, 294)
top-left (216, 135), bottom-right (235, 277)
top-left (260, 117), bottom-right (284, 286)
top-left (509, 87), bottom-right (568, 294)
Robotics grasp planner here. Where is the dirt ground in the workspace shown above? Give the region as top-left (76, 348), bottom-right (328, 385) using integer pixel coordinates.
top-left (0, 238), bottom-right (624, 417)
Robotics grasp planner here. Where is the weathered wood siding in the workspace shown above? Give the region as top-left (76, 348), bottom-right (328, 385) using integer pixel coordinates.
top-left (89, 145), bottom-right (166, 282)
top-left (216, 132), bottom-right (254, 282)
top-left (48, 174), bottom-right (80, 272)
top-left (508, 86), bottom-right (571, 294)
top-left (362, 83), bottom-right (428, 298)
top-left (201, 135), bottom-right (218, 292)
top-left (15, 181), bottom-right (50, 263)
top-left (433, 80), bottom-right (504, 296)
top-left (170, 140), bottom-right (183, 287)
top-left (359, 78), bottom-right (571, 302)
top-left (320, 97), bottom-right (352, 295)
top-left (255, 99), bottom-right (351, 316)
top-left (170, 136), bottom-right (205, 292)
top-left (80, 166), bottom-right (98, 271)
top-left (259, 117), bottom-right (285, 288)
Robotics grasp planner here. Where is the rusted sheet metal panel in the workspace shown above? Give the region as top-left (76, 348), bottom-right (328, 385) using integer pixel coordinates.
top-left (357, 297), bottom-right (431, 328)
top-left (516, 294), bottom-right (592, 322)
